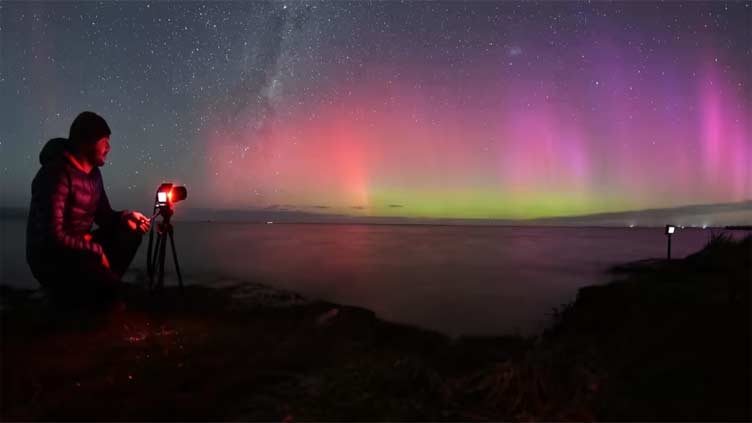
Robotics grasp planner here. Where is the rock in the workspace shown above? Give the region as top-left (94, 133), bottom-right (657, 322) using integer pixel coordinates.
top-left (315, 307), bottom-right (339, 327)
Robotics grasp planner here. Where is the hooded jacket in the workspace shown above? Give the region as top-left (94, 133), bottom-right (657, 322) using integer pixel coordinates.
top-left (26, 138), bottom-right (126, 270)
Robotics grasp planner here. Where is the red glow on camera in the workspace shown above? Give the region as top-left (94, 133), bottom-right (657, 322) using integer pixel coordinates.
top-left (156, 182), bottom-right (186, 206)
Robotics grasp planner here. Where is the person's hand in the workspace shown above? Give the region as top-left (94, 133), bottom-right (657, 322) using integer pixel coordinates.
top-left (125, 210), bottom-right (151, 233)
top-left (101, 252), bottom-right (111, 269)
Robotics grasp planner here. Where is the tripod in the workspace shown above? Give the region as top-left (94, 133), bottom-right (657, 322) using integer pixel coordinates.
top-left (146, 205), bottom-right (184, 293)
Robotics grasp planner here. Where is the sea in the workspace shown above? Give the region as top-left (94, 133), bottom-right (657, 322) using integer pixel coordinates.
top-left (1, 217), bottom-right (745, 337)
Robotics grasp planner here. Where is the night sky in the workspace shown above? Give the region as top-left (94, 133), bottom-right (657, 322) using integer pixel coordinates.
top-left (1, 1), bottom-right (750, 220)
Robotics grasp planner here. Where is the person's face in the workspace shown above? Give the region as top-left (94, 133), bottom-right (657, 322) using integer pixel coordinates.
top-left (85, 136), bottom-right (110, 167)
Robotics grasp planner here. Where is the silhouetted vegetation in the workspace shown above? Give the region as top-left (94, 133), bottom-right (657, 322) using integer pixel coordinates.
top-left (1, 235), bottom-right (749, 420)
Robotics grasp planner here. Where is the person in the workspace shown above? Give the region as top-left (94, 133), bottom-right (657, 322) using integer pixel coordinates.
top-left (26, 111), bottom-right (151, 308)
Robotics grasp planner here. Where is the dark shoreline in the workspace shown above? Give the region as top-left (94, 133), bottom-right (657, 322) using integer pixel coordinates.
top-left (1, 235), bottom-right (749, 421)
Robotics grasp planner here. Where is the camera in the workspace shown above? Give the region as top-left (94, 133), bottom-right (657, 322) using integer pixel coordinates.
top-left (155, 183), bottom-right (188, 209)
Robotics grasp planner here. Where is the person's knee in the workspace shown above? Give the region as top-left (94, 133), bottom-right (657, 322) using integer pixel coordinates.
top-left (126, 230), bottom-right (144, 254)
top-left (118, 225), bottom-right (144, 245)
top-left (103, 226), bottom-right (143, 258)
top-left (134, 231), bottom-right (144, 245)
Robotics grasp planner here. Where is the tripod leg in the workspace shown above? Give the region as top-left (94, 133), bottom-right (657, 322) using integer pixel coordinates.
top-left (157, 229), bottom-right (167, 293)
top-left (147, 226), bottom-right (156, 288)
top-left (168, 227), bottom-right (184, 294)
top-left (150, 231), bottom-right (163, 291)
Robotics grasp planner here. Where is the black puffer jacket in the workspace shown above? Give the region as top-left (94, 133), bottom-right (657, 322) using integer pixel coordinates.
top-left (26, 138), bottom-right (126, 270)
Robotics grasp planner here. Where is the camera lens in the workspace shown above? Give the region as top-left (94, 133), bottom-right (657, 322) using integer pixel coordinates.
top-left (172, 186), bottom-right (187, 202)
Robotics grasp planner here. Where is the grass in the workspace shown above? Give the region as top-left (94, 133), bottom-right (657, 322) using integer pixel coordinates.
top-left (1, 234), bottom-right (749, 421)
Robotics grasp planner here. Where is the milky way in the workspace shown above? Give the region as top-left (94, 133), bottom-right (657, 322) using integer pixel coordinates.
top-left (2, 1), bottom-right (750, 219)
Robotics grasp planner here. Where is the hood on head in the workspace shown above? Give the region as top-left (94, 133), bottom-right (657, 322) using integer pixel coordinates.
top-left (39, 138), bottom-right (71, 166)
